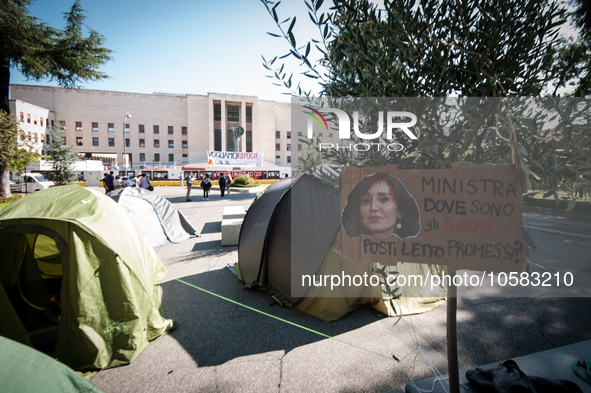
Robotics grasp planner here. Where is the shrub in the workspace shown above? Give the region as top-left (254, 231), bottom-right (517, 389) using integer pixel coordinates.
top-left (232, 174), bottom-right (254, 186)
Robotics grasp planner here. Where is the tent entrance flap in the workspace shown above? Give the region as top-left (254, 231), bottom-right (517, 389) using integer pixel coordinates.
top-left (0, 226), bottom-right (66, 355)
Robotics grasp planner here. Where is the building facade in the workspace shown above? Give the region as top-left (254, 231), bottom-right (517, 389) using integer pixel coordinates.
top-left (9, 99), bottom-right (53, 155)
top-left (9, 85), bottom-right (293, 170)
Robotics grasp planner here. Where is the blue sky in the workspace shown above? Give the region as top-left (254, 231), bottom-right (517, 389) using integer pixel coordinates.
top-left (10, 0), bottom-right (325, 103)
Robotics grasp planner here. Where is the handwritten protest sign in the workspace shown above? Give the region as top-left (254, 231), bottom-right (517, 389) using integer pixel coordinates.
top-left (338, 164), bottom-right (525, 272)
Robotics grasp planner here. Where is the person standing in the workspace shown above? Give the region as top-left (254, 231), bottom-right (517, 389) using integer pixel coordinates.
top-left (139, 173), bottom-right (152, 190)
top-left (102, 173), bottom-right (109, 193)
top-left (218, 173), bottom-right (227, 198)
top-left (105, 171), bottom-right (115, 192)
top-left (123, 176), bottom-right (134, 188)
top-left (202, 173), bottom-right (211, 200)
top-left (226, 173), bottom-right (232, 196)
top-left (185, 171), bottom-right (195, 202)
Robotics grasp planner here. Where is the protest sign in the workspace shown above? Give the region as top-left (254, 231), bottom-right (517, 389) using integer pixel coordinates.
top-left (338, 163), bottom-right (525, 272)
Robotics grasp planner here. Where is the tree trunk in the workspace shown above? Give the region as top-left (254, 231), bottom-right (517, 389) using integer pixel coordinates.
top-left (0, 52), bottom-right (12, 198)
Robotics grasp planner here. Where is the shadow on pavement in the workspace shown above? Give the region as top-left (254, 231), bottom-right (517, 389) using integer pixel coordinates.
top-left (159, 268), bottom-right (386, 368)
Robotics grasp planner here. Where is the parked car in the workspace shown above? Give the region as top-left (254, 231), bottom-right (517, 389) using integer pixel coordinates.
top-left (12, 173), bottom-right (54, 193)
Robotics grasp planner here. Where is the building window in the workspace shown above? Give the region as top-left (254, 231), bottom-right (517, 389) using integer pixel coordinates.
top-left (246, 131), bottom-right (252, 152)
top-left (287, 156), bottom-right (291, 163)
top-left (126, 138), bottom-right (130, 147)
top-left (182, 140), bottom-right (188, 148)
top-left (329, 133), bottom-right (333, 139)
top-left (51, 120), bottom-right (54, 129)
top-left (168, 126), bottom-right (173, 135)
top-left (227, 129), bottom-right (234, 151)
top-left (287, 131), bottom-right (291, 139)
top-left (19, 112), bottom-right (24, 121)
top-left (139, 124), bottom-right (145, 133)
top-left (182, 126), bottom-right (187, 135)
top-left (33, 115), bottom-right (37, 125)
top-left (319, 132), bottom-right (323, 138)
top-left (298, 144), bottom-right (302, 151)
top-left (168, 154), bottom-right (174, 162)
top-left (40, 117), bottom-right (44, 127)
top-left (214, 129), bottom-right (221, 151)
top-left (140, 153), bottom-right (145, 162)
top-left (214, 103), bottom-right (221, 121)
top-left (139, 139), bottom-right (145, 147)
top-left (59, 120), bottom-right (66, 130)
top-left (27, 114), bottom-right (31, 123)
top-left (76, 121), bottom-right (82, 131)
top-left (93, 137), bottom-right (99, 146)
top-left (246, 106), bottom-right (252, 122)
top-left (168, 140), bottom-right (174, 148)
top-left (227, 106), bottom-right (239, 122)
top-left (154, 125), bottom-right (159, 134)
top-left (276, 143), bottom-right (280, 151)
top-left (154, 153), bottom-right (160, 162)
top-left (108, 123), bottom-right (114, 132)
top-left (154, 139), bottom-right (160, 148)
top-left (125, 123), bottom-right (130, 132)
top-left (76, 137), bottom-right (83, 146)
top-left (275, 155), bottom-right (280, 164)
top-left (276, 131), bottom-right (280, 138)
top-left (108, 138), bottom-right (115, 147)
top-left (91, 122), bottom-right (98, 131)
top-left (287, 144), bottom-right (291, 151)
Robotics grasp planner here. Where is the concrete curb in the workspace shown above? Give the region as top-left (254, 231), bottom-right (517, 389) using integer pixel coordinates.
top-left (523, 205), bottom-right (591, 219)
top-left (523, 225), bottom-right (591, 241)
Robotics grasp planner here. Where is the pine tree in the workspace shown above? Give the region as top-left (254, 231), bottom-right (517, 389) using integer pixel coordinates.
top-left (0, 0), bottom-right (112, 197)
top-left (44, 122), bottom-right (79, 185)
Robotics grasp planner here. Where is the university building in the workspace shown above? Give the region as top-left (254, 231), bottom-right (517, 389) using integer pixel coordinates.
top-left (9, 84), bottom-right (295, 172)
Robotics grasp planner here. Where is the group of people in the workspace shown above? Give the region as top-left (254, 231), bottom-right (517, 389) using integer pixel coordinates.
top-left (102, 171), bottom-right (152, 194)
top-left (184, 172), bottom-right (232, 202)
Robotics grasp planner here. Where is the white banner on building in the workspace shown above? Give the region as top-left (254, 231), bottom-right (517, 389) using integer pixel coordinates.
top-left (207, 151), bottom-right (264, 167)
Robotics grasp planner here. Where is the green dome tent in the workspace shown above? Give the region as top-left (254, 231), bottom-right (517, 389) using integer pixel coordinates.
top-left (0, 336), bottom-right (104, 392)
top-left (0, 185), bottom-right (176, 372)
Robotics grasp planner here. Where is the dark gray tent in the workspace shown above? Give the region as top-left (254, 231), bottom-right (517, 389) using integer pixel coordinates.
top-left (237, 174), bottom-right (342, 306)
top-left (108, 187), bottom-right (198, 247)
top-left (235, 174), bottom-right (446, 321)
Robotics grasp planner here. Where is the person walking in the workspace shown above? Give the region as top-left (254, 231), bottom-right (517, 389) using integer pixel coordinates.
top-left (218, 173), bottom-right (227, 198)
top-left (185, 171), bottom-right (195, 202)
top-left (226, 173), bottom-right (232, 196)
top-left (202, 174), bottom-right (211, 200)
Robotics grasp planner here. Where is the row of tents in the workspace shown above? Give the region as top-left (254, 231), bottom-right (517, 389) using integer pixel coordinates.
top-left (0, 174), bottom-right (445, 376)
top-left (0, 185), bottom-right (197, 372)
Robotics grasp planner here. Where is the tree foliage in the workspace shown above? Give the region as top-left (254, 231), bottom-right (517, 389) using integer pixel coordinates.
top-left (261, 0), bottom-right (590, 204)
top-left (44, 122), bottom-right (79, 185)
top-left (0, 110), bottom-right (42, 193)
top-left (0, 0), bottom-right (112, 197)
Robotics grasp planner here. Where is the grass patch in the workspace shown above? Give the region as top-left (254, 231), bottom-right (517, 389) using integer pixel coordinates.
top-left (0, 194), bottom-right (24, 210)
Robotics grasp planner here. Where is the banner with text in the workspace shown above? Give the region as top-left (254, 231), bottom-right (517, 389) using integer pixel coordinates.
top-left (207, 151), bottom-right (264, 167)
top-left (338, 164), bottom-right (525, 272)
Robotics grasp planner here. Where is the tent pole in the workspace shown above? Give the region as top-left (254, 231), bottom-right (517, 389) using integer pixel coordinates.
top-left (447, 267), bottom-right (460, 393)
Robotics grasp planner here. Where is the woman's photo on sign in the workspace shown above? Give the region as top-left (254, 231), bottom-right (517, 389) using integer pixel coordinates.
top-left (341, 172), bottom-right (421, 240)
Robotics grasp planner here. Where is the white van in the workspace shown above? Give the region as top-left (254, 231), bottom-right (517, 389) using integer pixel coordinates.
top-left (12, 173), bottom-right (55, 193)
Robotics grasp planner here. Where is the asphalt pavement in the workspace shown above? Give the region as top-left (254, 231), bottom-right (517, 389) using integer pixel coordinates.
top-left (86, 185), bottom-right (591, 393)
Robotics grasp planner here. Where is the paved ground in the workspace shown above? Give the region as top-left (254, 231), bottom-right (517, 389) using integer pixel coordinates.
top-left (87, 185), bottom-right (591, 393)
